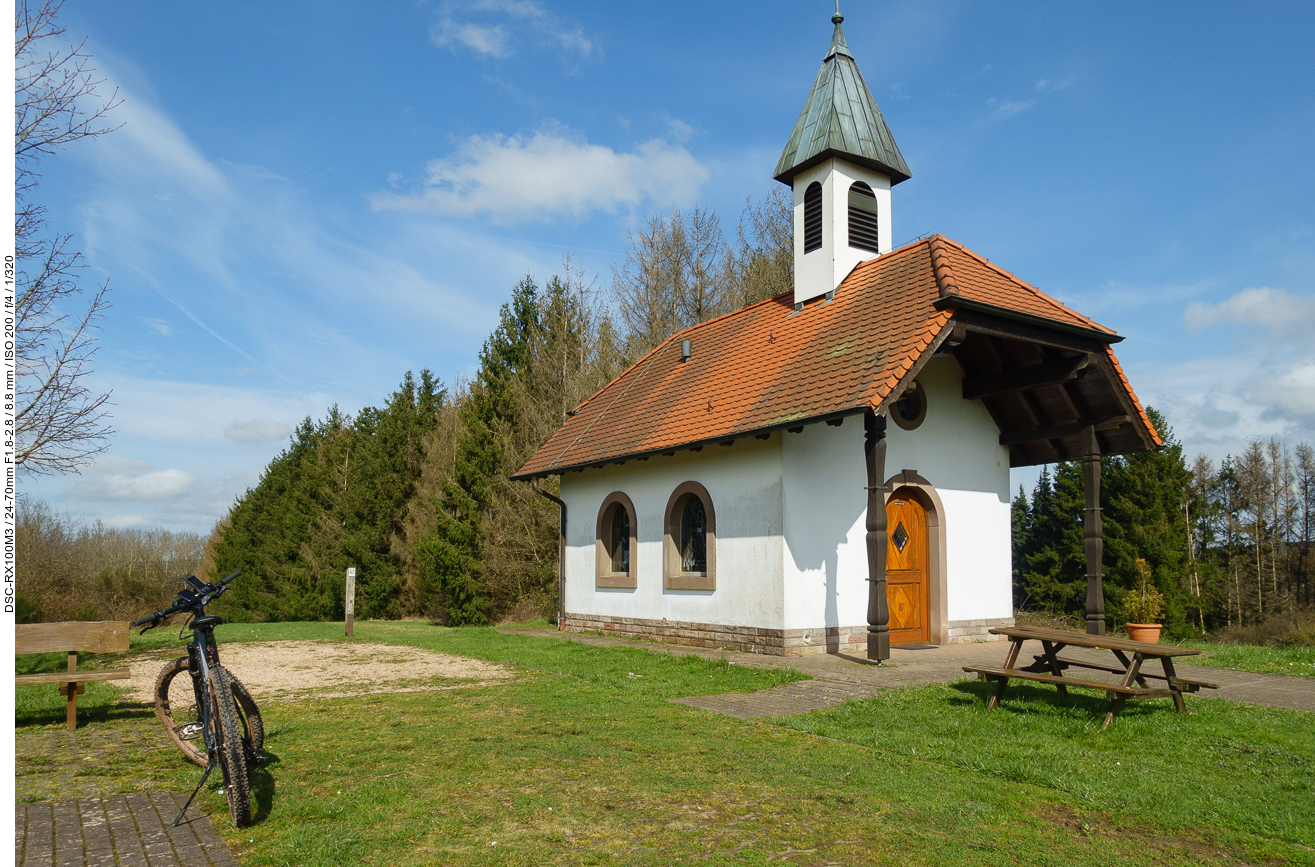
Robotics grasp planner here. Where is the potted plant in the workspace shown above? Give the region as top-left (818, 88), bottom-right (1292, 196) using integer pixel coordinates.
top-left (1123, 558), bottom-right (1166, 643)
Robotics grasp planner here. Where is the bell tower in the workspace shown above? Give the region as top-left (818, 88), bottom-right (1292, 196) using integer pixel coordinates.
top-left (774, 7), bottom-right (911, 307)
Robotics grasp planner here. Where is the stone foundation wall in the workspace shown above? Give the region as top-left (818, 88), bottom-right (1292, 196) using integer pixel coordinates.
top-left (557, 618), bottom-right (988, 657)
top-left (945, 617), bottom-right (1015, 643)
top-left (565, 613), bottom-right (1015, 654)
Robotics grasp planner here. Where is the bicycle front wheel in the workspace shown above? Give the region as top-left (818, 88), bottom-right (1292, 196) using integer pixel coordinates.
top-left (156, 659), bottom-right (264, 767)
top-left (209, 665), bottom-right (252, 827)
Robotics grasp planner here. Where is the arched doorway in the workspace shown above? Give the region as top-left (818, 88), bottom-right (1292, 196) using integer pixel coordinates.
top-left (886, 491), bottom-right (930, 645)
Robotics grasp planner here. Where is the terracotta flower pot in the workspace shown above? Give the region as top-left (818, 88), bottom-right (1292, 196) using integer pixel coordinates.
top-left (1126, 623), bottom-right (1162, 644)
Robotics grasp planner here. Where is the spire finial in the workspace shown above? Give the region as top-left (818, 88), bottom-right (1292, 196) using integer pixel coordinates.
top-left (832, 1), bottom-right (843, 25)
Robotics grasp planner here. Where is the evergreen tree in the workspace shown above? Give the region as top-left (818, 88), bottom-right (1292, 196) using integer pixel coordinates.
top-left (418, 279), bottom-right (540, 624)
top-left (209, 374), bottom-right (444, 622)
top-left (211, 412), bottom-right (344, 621)
top-left (1018, 463), bottom-right (1087, 613)
top-left (1103, 407), bottom-right (1192, 631)
top-left (1011, 484), bottom-right (1030, 603)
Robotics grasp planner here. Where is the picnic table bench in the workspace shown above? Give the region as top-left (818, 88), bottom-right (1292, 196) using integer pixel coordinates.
top-left (15, 621), bottom-right (132, 730)
top-left (963, 626), bottom-right (1219, 728)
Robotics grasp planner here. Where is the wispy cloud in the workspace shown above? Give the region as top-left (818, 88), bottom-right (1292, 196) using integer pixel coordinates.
top-left (71, 455), bottom-right (199, 502)
top-left (430, 0), bottom-right (596, 63)
top-left (142, 317), bottom-right (172, 335)
top-left (433, 19), bottom-right (512, 58)
top-left (1184, 286), bottom-right (1315, 338)
top-left (224, 418), bottom-right (292, 445)
top-left (1177, 286), bottom-right (1315, 429)
top-left (372, 126), bottom-right (708, 224)
top-left (1036, 74), bottom-right (1078, 94)
top-left (986, 98), bottom-right (1033, 122)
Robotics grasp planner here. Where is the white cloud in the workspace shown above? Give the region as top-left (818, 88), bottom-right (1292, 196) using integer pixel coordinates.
top-left (1255, 361), bottom-right (1315, 421)
top-left (1036, 74), bottom-right (1078, 94)
top-left (373, 127), bottom-right (708, 223)
top-left (1184, 286), bottom-right (1315, 338)
top-left (986, 98), bottom-right (1033, 122)
top-left (1173, 286), bottom-right (1315, 431)
top-left (224, 418), bottom-right (292, 445)
top-left (432, 20), bottom-right (512, 58)
top-left (142, 317), bottom-right (172, 335)
top-left (71, 455), bottom-right (199, 502)
top-left (430, 0), bottom-right (595, 62)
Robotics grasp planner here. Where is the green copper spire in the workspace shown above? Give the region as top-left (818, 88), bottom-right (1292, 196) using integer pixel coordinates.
top-left (773, 10), bottom-right (911, 185)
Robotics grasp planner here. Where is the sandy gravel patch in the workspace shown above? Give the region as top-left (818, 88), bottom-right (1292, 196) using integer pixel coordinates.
top-left (122, 640), bottom-right (516, 704)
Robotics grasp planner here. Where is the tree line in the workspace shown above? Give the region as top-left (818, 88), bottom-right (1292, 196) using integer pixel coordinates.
top-left (15, 498), bottom-right (204, 622)
top-left (203, 191), bottom-right (794, 624)
top-left (1013, 412), bottom-right (1314, 638)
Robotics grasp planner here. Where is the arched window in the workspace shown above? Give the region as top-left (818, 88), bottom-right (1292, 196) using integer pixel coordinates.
top-left (664, 482), bottom-right (716, 590)
top-left (680, 497), bottom-right (706, 573)
top-left (803, 182), bottom-right (823, 253)
top-left (848, 181), bottom-right (880, 253)
top-left (595, 492), bottom-right (637, 588)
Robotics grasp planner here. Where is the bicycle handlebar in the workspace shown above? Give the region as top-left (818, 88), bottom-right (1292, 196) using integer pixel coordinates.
top-left (132, 572), bottom-right (242, 630)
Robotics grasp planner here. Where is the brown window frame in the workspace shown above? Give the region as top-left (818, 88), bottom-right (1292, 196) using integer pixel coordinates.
top-left (595, 492), bottom-right (638, 588)
top-left (663, 481), bottom-right (716, 591)
top-left (891, 381), bottom-right (927, 431)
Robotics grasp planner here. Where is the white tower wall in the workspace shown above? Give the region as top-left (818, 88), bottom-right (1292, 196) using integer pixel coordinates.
top-left (791, 158), bottom-right (892, 305)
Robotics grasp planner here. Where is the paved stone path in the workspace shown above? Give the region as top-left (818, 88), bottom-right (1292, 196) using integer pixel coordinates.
top-left (15, 720), bottom-right (242, 867)
top-left (16, 794), bottom-right (239, 867)
top-left (506, 627), bottom-right (1315, 718)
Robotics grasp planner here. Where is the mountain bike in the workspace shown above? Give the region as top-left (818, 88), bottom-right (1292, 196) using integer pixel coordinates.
top-left (133, 571), bottom-right (264, 827)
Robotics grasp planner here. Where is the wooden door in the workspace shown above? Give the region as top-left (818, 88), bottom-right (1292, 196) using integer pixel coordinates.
top-left (885, 495), bottom-right (930, 645)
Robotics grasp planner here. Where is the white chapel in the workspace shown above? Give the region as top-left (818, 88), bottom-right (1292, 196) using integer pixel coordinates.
top-left (513, 11), bottom-right (1159, 659)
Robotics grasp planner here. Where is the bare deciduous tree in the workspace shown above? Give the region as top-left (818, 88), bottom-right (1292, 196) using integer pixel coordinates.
top-left (14, 0), bottom-right (120, 473)
top-left (726, 184), bottom-right (793, 308)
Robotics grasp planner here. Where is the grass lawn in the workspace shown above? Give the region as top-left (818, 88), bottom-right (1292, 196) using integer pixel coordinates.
top-left (15, 622), bottom-right (1315, 866)
top-left (1178, 640), bottom-right (1315, 679)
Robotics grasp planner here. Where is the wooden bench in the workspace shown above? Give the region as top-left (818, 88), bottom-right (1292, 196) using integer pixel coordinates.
top-left (1023, 654), bottom-right (1220, 693)
top-left (15, 621), bottom-right (132, 730)
top-left (962, 626), bottom-right (1220, 728)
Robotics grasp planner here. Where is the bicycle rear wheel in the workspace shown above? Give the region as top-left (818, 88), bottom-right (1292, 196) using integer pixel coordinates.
top-left (156, 658), bottom-right (264, 767)
top-left (209, 665), bottom-right (252, 827)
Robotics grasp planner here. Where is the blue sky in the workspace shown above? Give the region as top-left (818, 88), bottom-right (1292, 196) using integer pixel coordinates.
top-left (23, 0), bottom-right (1315, 534)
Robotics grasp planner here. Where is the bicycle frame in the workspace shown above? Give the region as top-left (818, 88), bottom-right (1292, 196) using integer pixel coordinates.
top-left (185, 624), bottom-right (221, 756)
top-left (134, 571), bottom-right (248, 826)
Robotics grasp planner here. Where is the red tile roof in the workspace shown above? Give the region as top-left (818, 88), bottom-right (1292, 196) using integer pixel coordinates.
top-left (514, 235), bottom-right (1154, 478)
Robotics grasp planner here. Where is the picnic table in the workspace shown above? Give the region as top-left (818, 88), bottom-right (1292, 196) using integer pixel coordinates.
top-left (963, 626), bottom-right (1219, 728)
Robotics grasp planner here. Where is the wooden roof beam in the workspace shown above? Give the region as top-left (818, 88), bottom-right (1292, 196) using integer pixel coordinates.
top-left (962, 354), bottom-right (1091, 401)
top-left (1000, 415), bottom-right (1131, 447)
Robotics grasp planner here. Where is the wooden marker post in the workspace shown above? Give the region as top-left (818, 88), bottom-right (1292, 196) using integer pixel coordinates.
top-left (345, 567), bottom-right (357, 637)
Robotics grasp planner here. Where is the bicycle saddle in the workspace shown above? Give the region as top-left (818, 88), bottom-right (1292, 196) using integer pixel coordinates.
top-left (191, 615), bottom-right (224, 629)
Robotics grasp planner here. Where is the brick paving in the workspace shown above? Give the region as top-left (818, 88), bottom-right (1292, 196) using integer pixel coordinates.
top-left (16, 721), bottom-right (243, 867)
top-left (15, 794), bottom-right (239, 867)
top-left (505, 626), bottom-right (1315, 719)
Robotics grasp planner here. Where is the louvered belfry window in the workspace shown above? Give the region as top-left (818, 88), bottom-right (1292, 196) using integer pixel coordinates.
top-left (803, 182), bottom-right (823, 253)
top-left (848, 182), bottom-right (880, 253)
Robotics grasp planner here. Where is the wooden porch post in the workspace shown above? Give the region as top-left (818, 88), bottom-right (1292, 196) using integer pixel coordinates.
top-left (1082, 425), bottom-right (1106, 635)
top-left (865, 411), bottom-right (890, 661)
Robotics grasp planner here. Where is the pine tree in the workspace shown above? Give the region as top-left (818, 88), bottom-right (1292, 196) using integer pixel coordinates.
top-left (418, 279), bottom-right (540, 624)
top-left (1103, 408), bottom-right (1192, 631)
top-left (1011, 484), bottom-right (1030, 604)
